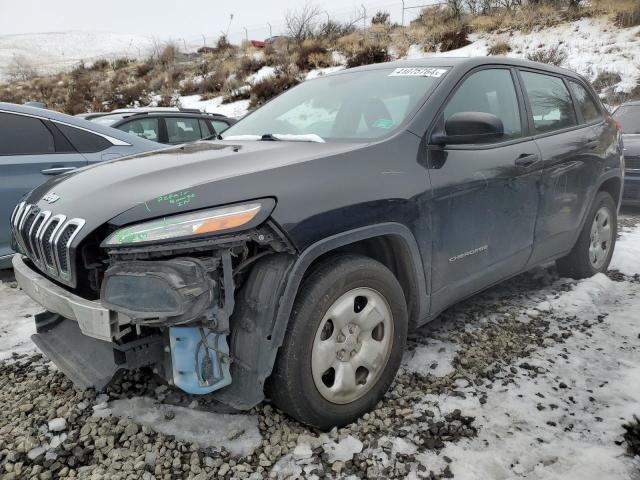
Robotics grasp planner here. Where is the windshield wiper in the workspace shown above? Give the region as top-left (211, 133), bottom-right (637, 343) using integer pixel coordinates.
top-left (222, 133), bottom-right (326, 143)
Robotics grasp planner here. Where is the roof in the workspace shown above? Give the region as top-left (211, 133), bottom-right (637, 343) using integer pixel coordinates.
top-left (0, 102), bottom-right (158, 147)
top-left (345, 56), bottom-right (584, 80)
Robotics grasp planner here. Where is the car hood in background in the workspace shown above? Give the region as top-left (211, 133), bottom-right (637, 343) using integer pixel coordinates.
top-left (622, 134), bottom-right (640, 157)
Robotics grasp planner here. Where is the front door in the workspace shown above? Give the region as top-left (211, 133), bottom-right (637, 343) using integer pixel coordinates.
top-left (0, 111), bottom-right (87, 260)
top-left (427, 67), bottom-right (542, 314)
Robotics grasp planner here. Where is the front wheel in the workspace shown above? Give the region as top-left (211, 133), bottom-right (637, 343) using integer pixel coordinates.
top-left (267, 255), bottom-right (408, 429)
top-left (556, 191), bottom-right (617, 279)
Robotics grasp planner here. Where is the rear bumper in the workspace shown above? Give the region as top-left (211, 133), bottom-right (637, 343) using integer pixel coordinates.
top-left (623, 174), bottom-right (640, 206)
top-left (12, 254), bottom-right (126, 342)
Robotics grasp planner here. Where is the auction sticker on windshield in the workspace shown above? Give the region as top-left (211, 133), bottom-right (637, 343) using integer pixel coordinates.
top-left (389, 67), bottom-right (448, 77)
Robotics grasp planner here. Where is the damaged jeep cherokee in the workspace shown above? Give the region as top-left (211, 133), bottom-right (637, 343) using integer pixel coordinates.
top-left (11, 57), bottom-right (623, 429)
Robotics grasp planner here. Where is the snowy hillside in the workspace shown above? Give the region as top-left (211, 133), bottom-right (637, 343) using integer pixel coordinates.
top-left (0, 31), bottom-right (156, 80)
top-left (409, 17), bottom-right (640, 96)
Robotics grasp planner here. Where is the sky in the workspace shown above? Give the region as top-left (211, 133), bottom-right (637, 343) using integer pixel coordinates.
top-left (0, 0), bottom-right (439, 43)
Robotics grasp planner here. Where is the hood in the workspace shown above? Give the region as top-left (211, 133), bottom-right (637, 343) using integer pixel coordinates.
top-left (622, 134), bottom-right (640, 157)
top-left (25, 140), bottom-right (362, 234)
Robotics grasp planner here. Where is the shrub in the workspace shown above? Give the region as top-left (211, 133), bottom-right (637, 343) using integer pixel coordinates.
top-left (111, 57), bottom-right (132, 70)
top-left (237, 56), bottom-right (266, 78)
top-left (88, 59), bottom-right (110, 71)
top-left (159, 43), bottom-right (178, 68)
top-left (526, 45), bottom-right (567, 67)
top-left (294, 39), bottom-right (330, 71)
top-left (346, 44), bottom-right (390, 68)
top-left (488, 40), bottom-right (512, 56)
top-left (336, 33), bottom-right (364, 58)
top-left (249, 72), bottom-right (300, 108)
top-left (592, 71), bottom-right (622, 93)
top-left (135, 61), bottom-right (154, 78)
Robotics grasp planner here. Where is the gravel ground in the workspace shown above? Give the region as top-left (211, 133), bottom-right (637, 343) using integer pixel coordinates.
top-left (0, 212), bottom-right (639, 480)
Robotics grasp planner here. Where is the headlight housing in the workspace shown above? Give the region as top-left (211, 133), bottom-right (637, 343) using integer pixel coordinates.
top-left (103, 201), bottom-right (267, 247)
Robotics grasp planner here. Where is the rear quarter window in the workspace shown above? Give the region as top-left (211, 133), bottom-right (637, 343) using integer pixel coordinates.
top-left (568, 81), bottom-right (602, 124)
top-left (55, 123), bottom-right (112, 153)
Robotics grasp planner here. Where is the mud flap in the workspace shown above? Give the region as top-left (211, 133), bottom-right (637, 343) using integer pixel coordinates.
top-left (31, 315), bottom-right (120, 390)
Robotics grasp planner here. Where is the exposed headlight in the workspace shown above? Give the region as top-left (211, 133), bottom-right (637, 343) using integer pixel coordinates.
top-left (103, 202), bottom-right (263, 246)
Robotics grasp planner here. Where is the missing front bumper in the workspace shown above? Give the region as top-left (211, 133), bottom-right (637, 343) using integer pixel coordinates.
top-left (31, 313), bottom-right (164, 390)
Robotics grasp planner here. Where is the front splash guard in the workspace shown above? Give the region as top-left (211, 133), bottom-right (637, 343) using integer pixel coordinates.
top-left (31, 312), bottom-right (163, 390)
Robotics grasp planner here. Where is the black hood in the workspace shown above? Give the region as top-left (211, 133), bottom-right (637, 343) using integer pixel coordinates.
top-left (25, 140), bottom-right (362, 234)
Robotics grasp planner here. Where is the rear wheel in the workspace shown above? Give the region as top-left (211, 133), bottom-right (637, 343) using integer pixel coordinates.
top-left (556, 191), bottom-right (617, 279)
top-left (267, 255), bottom-right (407, 429)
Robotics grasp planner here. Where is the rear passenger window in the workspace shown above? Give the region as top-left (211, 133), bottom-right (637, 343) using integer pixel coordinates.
top-left (0, 112), bottom-right (55, 155)
top-left (166, 117), bottom-right (203, 143)
top-left (568, 81), bottom-right (601, 123)
top-left (520, 71), bottom-right (577, 133)
top-left (56, 123), bottom-right (111, 153)
top-left (118, 118), bottom-right (160, 142)
top-left (444, 69), bottom-right (522, 142)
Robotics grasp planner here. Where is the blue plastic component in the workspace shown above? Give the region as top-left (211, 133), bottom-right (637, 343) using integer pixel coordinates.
top-left (169, 326), bottom-right (232, 395)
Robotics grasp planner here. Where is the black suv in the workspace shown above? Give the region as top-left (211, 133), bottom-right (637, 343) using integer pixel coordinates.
top-left (612, 101), bottom-right (640, 205)
top-left (84, 108), bottom-right (236, 144)
top-left (12, 57), bottom-right (623, 428)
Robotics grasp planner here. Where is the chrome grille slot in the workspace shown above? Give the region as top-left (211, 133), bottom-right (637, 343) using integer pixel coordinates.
top-left (11, 202), bottom-right (85, 286)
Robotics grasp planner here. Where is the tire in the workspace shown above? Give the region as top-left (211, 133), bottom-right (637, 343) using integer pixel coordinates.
top-left (556, 191), bottom-right (617, 279)
top-left (267, 254), bottom-right (408, 429)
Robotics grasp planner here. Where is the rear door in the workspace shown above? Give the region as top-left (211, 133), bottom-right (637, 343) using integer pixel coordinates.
top-left (519, 70), bottom-right (605, 265)
top-left (165, 116), bottom-right (208, 144)
top-left (0, 112), bottom-right (87, 258)
top-left (428, 67), bottom-right (542, 313)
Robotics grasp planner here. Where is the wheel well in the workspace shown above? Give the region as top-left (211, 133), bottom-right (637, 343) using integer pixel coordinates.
top-left (302, 235), bottom-right (421, 327)
top-left (599, 177), bottom-right (621, 204)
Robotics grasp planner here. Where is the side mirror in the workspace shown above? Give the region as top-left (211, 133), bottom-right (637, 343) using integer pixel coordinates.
top-left (431, 112), bottom-right (504, 145)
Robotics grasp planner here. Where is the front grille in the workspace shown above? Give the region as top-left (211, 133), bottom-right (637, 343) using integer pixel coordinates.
top-left (11, 201), bottom-right (85, 285)
top-left (626, 156), bottom-right (640, 171)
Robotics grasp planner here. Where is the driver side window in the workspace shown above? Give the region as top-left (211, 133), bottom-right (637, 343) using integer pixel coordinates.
top-left (444, 69), bottom-right (522, 143)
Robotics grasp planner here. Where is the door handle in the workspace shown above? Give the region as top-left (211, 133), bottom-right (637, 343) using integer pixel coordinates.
top-left (514, 153), bottom-right (540, 168)
top-left (585, 138), bottom-right (599, 149)
top-left (41, 167), bottom-right (77, 175)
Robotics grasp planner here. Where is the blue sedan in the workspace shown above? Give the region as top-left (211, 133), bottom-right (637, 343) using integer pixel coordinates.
top-left (0, 103), bottom-right (161, 268)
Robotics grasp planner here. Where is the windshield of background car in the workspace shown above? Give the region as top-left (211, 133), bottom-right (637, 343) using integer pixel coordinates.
top-left (613, 105), bottom-right (640, 134)
top-left (221, 67), bottom-right (448, 141)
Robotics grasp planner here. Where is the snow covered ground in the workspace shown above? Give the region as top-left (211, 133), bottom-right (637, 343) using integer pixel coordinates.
top-left (0, 217), bottom-right (639, 478)
top-left (0, 31), bottom-right (156, 80)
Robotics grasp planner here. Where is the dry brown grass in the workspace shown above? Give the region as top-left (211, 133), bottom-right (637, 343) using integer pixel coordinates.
top-left (488, 40), bottom-right (512, 55)
top-left (589, 0), bottom-right (640, 27)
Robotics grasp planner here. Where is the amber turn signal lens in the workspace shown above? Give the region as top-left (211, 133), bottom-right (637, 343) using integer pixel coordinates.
top-left (193, 207), bottom-right (260, 234)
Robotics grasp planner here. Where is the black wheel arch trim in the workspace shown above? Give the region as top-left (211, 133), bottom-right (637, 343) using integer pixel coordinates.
top-left (215, 222), bottom-right (429, 410)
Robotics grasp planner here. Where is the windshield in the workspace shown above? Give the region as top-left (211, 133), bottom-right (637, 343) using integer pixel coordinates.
top-left (222, 67), bottom-right (447, 141)
top-left (613, 105), bottom-right (640, 134)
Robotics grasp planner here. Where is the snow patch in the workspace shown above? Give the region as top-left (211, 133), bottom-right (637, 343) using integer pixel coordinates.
top-left (178, 95), bottom-right (250, 119)
top-left (108, 396), bottom-right (261, 456)
top-left (0, 278), bottom-right (40, 361)
top-left (610, 224), bottom-right (640, 276)
top-left (403, 338), bottom-right (457, 377)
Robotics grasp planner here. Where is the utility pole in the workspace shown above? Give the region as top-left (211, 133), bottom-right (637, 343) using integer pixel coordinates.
top-left (226, 14), bottom-right (234, 37)
top-left (201, 34), bottom-right (206, 46)
top-left (361, 4), bottom-right (367, 31)
top-left (401, 0), bottom-right (405, 26)
top-left (244, 27), bottom-right (248, 42)
top-left (267, 22), bottom-right (272, 37)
